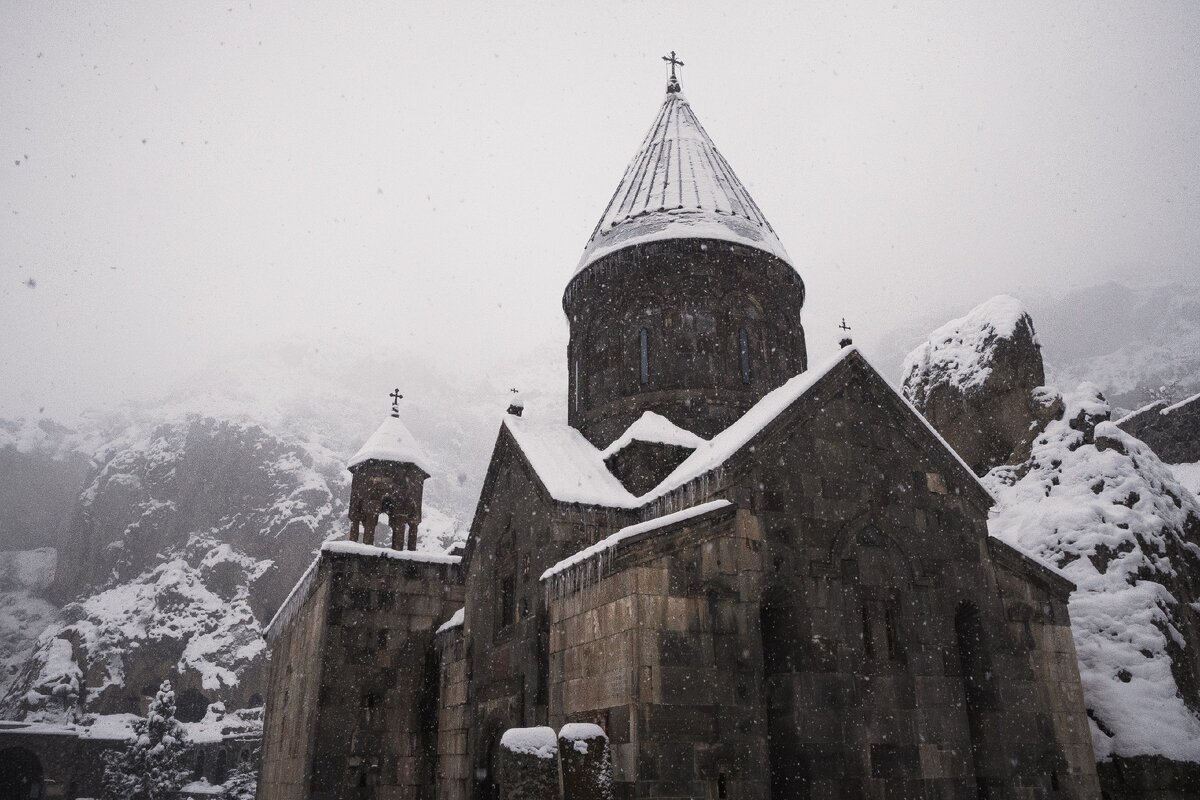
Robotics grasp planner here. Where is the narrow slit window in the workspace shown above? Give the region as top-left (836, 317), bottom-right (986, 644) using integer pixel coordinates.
top-left (639, 328), bottom-right (649, 385)
top-left (885, 607), bottom-right (902, 660)
top-left (739, 328), bottom-right (752, 384)
top-left (861, 605), bottom-right (874, 659)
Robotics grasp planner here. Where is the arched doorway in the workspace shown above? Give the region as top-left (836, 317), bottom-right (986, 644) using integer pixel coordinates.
top-left (0, 747), bottom-right (43, 800)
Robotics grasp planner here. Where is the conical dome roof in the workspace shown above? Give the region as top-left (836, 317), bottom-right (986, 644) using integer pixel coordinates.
top-left (575, 88), bottom-right (792, 274)
top-left (347, 414), bottom-right (431, 474)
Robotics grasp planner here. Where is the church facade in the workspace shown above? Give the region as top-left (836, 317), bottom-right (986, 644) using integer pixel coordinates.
top-left (257, 68), bottom-right (1101, 800)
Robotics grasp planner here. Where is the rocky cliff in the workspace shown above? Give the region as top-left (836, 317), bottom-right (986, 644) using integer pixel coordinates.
top-left (901, 295), bottom-right (1050, 474)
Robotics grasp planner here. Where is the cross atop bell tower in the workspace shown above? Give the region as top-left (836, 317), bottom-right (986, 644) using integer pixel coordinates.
top-left (662, 50), bottom-right (684, 93)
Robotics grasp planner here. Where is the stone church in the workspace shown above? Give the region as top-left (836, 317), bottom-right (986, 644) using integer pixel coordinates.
top-left (258, 64), bottom-right (1101, 800)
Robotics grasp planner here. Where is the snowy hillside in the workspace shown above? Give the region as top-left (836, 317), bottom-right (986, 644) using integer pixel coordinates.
top-left (985, 386), bottom-right (1200, 761)
top-left (0, 338), bottom-right (566, 723)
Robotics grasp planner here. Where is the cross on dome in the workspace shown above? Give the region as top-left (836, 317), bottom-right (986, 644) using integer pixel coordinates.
top-left (390, 388), bottom-right (403, 418)
top-left (662, 50), bottom-right (684, 93)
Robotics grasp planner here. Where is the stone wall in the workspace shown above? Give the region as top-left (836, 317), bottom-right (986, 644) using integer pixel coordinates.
top-left (988, 539), bottom-right (1101, 796)
top-left (435, 629), bottom-right (470, 800)
top-left (258, 550), bottom-right (463, 800)
top-left (259, 569), bottom-right (332, 800)
top-left (1117, 394), bottom-right (1200, 463)
top-left (563, 239), bottom-right (806, 446)
top-left (547, 504), bottom-right (769, 800)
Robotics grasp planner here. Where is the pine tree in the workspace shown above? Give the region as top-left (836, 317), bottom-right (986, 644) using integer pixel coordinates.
top-left (102, 679), bottom-right (190, 800)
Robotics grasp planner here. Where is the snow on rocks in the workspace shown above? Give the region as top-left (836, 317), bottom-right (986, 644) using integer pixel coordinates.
top-left (985, 383), bottom-right (1200, 761)
top-left (901, 296), bottom-right (1049, 474)
top-left (542, 499), bottom-right (732, 582)
top-left (500, 726), bottom-right (559, 759)
top-left (902, 295), bottom-right (1038, 398)
top-left (347, 414), bottom-right (432, 473)
top-left (436, 607), bottom-right (464, 635)
top-left (1, 535), bottom-right (273, 721)
top-left (599, 411), bottom-right (706, 459)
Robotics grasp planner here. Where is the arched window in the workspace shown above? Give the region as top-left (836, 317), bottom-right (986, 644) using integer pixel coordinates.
top-left (639, 328), bottom-right (650, 385)
top-left (739, 328), bottom-right (752, 384)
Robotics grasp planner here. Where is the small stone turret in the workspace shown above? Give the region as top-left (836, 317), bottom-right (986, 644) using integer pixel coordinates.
top-left (346, 407), bottom-right (431, 550)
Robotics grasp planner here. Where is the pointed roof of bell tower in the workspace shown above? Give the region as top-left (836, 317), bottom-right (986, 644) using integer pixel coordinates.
top-left (575, 57), bottom-right (793, 274)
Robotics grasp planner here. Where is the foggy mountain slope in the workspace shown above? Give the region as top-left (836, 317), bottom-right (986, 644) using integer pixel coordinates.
top-left (0, 339), bottom-right (566, 721)
top-left (870, 281), bottom-right (1200, 409)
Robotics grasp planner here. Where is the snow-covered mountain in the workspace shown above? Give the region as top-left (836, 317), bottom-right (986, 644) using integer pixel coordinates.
top-left (0, 339), bottom-right (567, 724)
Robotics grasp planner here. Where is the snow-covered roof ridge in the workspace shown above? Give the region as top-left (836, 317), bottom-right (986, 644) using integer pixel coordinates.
top-left (575, 90), bottom-right (792, 274)
top-left (600, 411), bottom-right (707, 458)
top-left (347, 414), bottom-right (432, 473)
top-left (1116, 391), bottom-right (1200, 426)
top-left (541, 499), bottom-right (733, 581)
top-left (503, 415), bottom-right (639, 507)
top-left (435, 607), bottom-right (464, 635)
top-left (901, 295), bottom-right (1038, 399)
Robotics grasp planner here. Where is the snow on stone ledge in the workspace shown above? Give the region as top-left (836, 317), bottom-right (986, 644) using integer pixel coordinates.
top-left (263, 552), bottom-right (322, 643)
top-left (500, 726), bottom-right (558, 759)
top-left (901, 295), bottom-right (1035, 397)
top-left (541, 499), bottom-right (732, 581)
top-left (436, 607), bottom-right (464, 635)
top-left (600, 411), bottom-right (706, 459)
top-left (559, 722), bottom-right (606, 741)
top-left (321, 540), bottom-right (461, 564)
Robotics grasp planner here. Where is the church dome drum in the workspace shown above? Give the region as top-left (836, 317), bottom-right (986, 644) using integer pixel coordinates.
top-left (564, 74), bottom-right (807, 446)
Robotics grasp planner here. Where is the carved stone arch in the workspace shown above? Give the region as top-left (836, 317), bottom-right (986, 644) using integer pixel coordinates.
top-left (827, 511), bottom-right (916, 584)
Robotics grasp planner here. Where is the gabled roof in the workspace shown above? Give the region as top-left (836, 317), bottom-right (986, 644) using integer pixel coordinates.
top-left (502, 415), bottom-right (638, 507)
top-left (575, 89), bottom-right (792, 274)
top-left (599, 411), bottom-right (707, 459)
top-left (495, 346), bottom-right (993, 512)
top-left (347, 414), bottom-right (432, 473)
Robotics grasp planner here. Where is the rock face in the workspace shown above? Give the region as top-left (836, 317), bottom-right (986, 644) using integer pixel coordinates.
top-left (902, 295), bottom-right (1048, 475)
top-left (1, 416), bottom-right (347, 721)
top-left (985, 385), bottom-right (1200, 766)
top-left (1116, 392), bottom-right (1200, 464)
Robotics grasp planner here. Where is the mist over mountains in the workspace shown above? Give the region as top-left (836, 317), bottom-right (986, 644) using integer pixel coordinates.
top-left (0, 278), bottom-right (1195, 722)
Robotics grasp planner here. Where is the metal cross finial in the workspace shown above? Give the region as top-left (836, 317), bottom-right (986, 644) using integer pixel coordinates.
top-left (838, 318), bottom-right (853, 348)
top-left (839, 318), bottom-right (851, 333)
top-left (510, 387), bottom-right (519, 395)
top-left (389, 388), bottom-right (403, 418)
top-left (662, 50), bottom-right (684, 92)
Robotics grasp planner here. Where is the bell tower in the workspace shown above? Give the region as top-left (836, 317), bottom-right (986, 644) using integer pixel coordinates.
top-left (345, 390), bottom-right (431, 550)
top-left (564, 58), bottom-right (807, 446)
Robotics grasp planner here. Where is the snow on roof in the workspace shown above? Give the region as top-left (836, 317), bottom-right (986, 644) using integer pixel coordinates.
top-left (1116, 391), bottom-right (1200, 425)
top-left (321, 540), bottom-right (462, 564)
top-left (541, 499), bottom-right (732, 580)
top-left (435, 607), bottom-right (464, 635)
top-left (500, 726), bottom-right (559, 759)
top-left (901, 295), bottom-right (1036, 398)
top-left (503, 415), bottom-right (639, 507)
top-left (575, 90), bottom-right (792, 274)
top-left (502, 347), bottom-right (987, 512)
top-left (346, 414), bottom-right (432, 473)
top-left (647, 350), bottom-right (854, 495)
top-left (263, 552), bottom-right (321, 643)
top-left (599, 411), bottom-right (706, 459)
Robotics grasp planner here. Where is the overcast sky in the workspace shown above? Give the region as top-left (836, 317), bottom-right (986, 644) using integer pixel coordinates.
top-left (2, 1), bottom-right (1198, 419)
